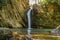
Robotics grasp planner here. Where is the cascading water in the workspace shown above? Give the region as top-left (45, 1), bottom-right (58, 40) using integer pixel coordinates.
top-left (26, 7), bottom-right (32, 40)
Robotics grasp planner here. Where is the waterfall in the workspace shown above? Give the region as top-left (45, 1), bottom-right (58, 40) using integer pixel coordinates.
top-left (27, 8), bottom-right (32, 35)
top-left (26, 7), bottom-right (32, 40)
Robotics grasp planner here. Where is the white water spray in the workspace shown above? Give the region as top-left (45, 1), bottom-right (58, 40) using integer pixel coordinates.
top-left (51, 25), bottom-right (60, 34)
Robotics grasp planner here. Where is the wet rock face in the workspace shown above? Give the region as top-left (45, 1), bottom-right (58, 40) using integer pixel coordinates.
top-left (0, 0), bottom-right (29, 28)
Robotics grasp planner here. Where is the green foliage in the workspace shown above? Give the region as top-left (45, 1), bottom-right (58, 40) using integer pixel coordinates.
top-left (32, 2), bottom-right (60, 28)
top-left (47, 0), bottom-right (55, 3)
top-left (0, 0), bottom-right (8, 5)
top-left (0, 0), bottom-right (9, 9)
top-left (0, 30), bottom-right (12, 40)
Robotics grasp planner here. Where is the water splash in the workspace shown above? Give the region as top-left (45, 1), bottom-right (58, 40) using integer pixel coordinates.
top-left (51, 25), bottom-right (60, 35)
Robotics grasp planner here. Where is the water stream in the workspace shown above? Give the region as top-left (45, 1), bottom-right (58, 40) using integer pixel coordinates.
top-left (26, 7), bottom-right (32, 40)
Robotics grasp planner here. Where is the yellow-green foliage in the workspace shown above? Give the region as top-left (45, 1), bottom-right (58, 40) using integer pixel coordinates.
top-left (0, 0), bottom-right (29, 27)
top-left (32, 2), bottom-right (60, 28)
